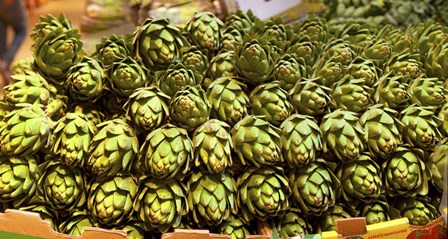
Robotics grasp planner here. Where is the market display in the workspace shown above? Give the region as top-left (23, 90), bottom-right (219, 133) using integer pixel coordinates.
top-left (0, 8), bottom-right (447, 239)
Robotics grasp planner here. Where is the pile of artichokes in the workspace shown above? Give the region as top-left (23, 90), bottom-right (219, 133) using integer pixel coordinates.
top-left (0, 9), bottom-right (447, 239)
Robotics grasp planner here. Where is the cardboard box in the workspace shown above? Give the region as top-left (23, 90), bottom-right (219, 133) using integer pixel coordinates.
top-left (0, 209), bottom-right (127, 239)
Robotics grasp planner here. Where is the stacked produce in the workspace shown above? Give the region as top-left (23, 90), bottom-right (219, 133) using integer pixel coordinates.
top-left (0, 10), bottom-right (447, 239)
top-left (322, 0), bottom-right (448, 29)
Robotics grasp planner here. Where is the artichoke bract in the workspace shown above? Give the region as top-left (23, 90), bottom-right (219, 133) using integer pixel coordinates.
top-left (133, 18), bottom-right (187, 70)
top-left (383, 147), bottom-right (431, 197)
top-left (52, 111), bottom-right (97, 167)
top-left (184, 12), bottom-right (224, 52)
top-left (67, 57), bottom-right (106, 102)
top-left (280, 114), bottom-right (323, 167)
top-left (249, 82), bottom-right (294, 126)
top-left (124, 86), bottom-right (170, 132)
top-left (336, 154), bottom-right (383, 203)
top-left (237, 166), bottom-right (290, 221)
top-left (192, 119), bottom-right (233, 173)
top-left (108, 57), bottom-right (149, 98)
top-left (187, 171), bottom-right (237, 226)
top-left (0, 155), bottom-right (38, 206)
top-left (231, 115), bottom-right (282, 167)
top-left (0, 104), bottom-right (52, 156)
top-left (87, 173), bottom-right (137, 226)
top-left (289, 159), bottom-right (341, 216)
top-left (136, 124), bottom-right (193, 179)
top-left (37, 159), bottom-right (86, 211)
top-left (206, 77), bottom-right (249, 126)
top-left (86, 118), bottom-right (139, 178)
top-left (134, 177), bottom-right (188, 232)
top-left (169, 85), bottom-right (211, 132)
top-left (359, 105), bottom-right (404, 158)
top-left (320, 109), bottom-right (366, 162)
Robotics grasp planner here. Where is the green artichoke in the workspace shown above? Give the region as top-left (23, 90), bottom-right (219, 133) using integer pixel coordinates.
top-left (218, 214), bottom-right (252, 239)
top-left (362, 39), bottom-right (393, 69)
top-left (181, 46), bottom-right (209, 80)
top-left (132, 18), bottom-right (187, 69)
top-left (87, 173), bottom-right (138, 226)
top-left (206, 76), bottom-right (249, 126)
top-left (37, 159), bottom-right (86, 211)
top-left (93, 33), bottom-right (133, 67)
top-left (136, 124), bottom-right (193, 179)
top-left (235, 37), bottom-right (276, 84)
top-left (423, 39), bottom-right (448, 79)
top-left (320, 109), bottom-right (366, 162)
top-left (347, 57), bottom-right (379, 87)
top-left (312, 57), bottom-right (344, 88)
top-left (187, 171), bottom-right (237, 226)
top-left (155, 62), bottom-right (198, 98)
top-left (384, 53), bottom-right (422, 83)
top-left (277, 209), bottom-right (311, 239)
top-left (428, 138), bottom-right (447, 192)
top-left (317, 204), bottom-right (353, 232)
top-left (67, 56), bottom-right (106, 102)
top-left (224, 9), bottom-right (256, 34)
top-left (231, 115), bottom-right (282, 167)
top-left (59, 211), bottom-right (95, 236)
top-left (192, 119), bottom-right (233, 173)
top-left (359, 105), bottom-right (404, 158)
top-left (0, 155), bottom-right (38, 206)
top-left (33, 27), bottom-right (84, 83)
top-left (31, 14), bottom-right (73, 50)
top-left (290, 77), bottom-right (332, 117)
top-left (373, 73), bottom-right (411, 110)
top-left (169, 85), bottom-right (210, 132)
top-left (336, 154), bottom-right (383, 203)
top-left (184, 11), bottom-right (224, 52)
top-left (0, 104), bottom-right (52, 156)
top-left (322, 38), bottom-right (356, 65)
top-left (86, 118), bottom-right (139, 178)
top-left (286, 35), bottom-right (320, 66)
top-left (359, 199), bottom-right (400, 225)
top-left (280, 114), bottom-right (323, 167)
top-left (272, 54), bottom-right (308, 92)
top-left (108, 57), bottom-right (149, 98)
top-left (409, 76), bottom-right (447, 109)
top-left (134, 177), bottom-right (188, 232)
top-left (438, 102), bottom-right (448, 136)
top-left (289, 159), bottom-right (341, 216)
top-left (331, 76), bottom-right (373, 113)
top-left (52, 111), bottom-right (97, 167)
top-left (394, 197), bottom-right (439, 226)
top-left (382, 146), bottom-right (431, 197)
top-left (124, 86), bottom-right (170, 132)
top-left (221, 27), bottom-right (244, 52)
top-left (237, 166), bottom-right (290, 221)
top-left (400, 105), bottom-right (443, 149)
top-left (205, 50), bottom-right (236, 88)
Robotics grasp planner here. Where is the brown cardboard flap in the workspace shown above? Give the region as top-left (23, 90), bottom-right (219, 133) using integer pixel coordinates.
top-left (335, 217), bottom-right (367, 237)
top-left (0, 209), bottom-right (127, 239)
top-left (161, 229), bottom-right (231, 239)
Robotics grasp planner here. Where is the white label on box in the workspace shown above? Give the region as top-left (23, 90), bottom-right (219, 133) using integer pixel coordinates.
top-left (231, 0), bottom-right (302, 20)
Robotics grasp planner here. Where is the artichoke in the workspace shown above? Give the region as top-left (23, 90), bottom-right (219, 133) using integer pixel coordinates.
top-left (67, 56), bottom-right (106, 102)
top-left (237, 166), bottom-right (290, 221)
top-left (86, 118), bottom-right (139, 178)
top-left (249, 82), bottom-right (294, 126)
top-left (184, 11), bottom-right (224, 52)
top-left (37, 159), bottom-right (86, 211)
top-left (218, 214), bottom-right (252, 239)
top-left (382, 146), bottom-right (431, 197)
top-left (312, 56), bottom-right (344, 88)
top-left (400, 105), bottom-right (443, 150)
top-left (87, 173), bottom-right (138, 226)
top-left (221, 27), bottom-right (244, 52)
top-left (359, 199), bottom-right (400, 225)
top-left (272, 54), bottom-right (308, 92)
top-left (331, 76), bottom-right (373, 113)
top-left (206, 51), bottom-right (237, 88)
top-left (359, 105), bottom-right (404, 158)
top-left (134, 177), bottom-right (188, 232)
top-left (394, 197), bottom-right (439, 226)
top-left (317, 204), bottom-right (353, 232)
top-left (320, 109), bottom-right (365, 162)
top-left (0, 155), bottom-right (38, 206)
top-left (279, 114), bottom-right (323, 167)
top-left (192, 119), bottom-right (233, 173)
top-left (206, 76), bottom-right (249, 126)
top-left (31, 13), bottom-right (73, 49)
top-left (409, 76), bottom-right (447, 109)
top-left (93, 33), bottom-right (133, 67)
top-left (0, 104), bottom-right (52, 156)
top-left (124, 86), bottom-right (170, 132)
top-left (373, 73), bottom-right (411, 110)
top-left (277, 210), bottom-right (311, 239)
top-left (136, 124), bottom-right (193, 179)
top-left (52, 110), bottom-right (97, 167)
top-left (428, 138), bottom-right (448, 192)
top-left (289, 159), bottom-right (341, 216)
top-left (155, 62), bottom-right (198, 98)
top-left (133, 18), bottom-right (187, 69)
top-left (322, 38), bottom-right (356, 65)
top-left (59, 211), bottom-right (94, 236)
top-left (181, 46), bottom-right (209, 80)
top-left (384, 53), bottom-right (422, 83)
top-left (231, 115), bottom-right (282, 167)
top-left (108, 57), bottom-right (149, 98)
top-left (424, 40), bottom-right (448, 79)
top-left (286, 35), bottom-right (320, 66)
top-left (169, 85), bottom-right (210, 132)
top-left (187, 171), bottom-right (237, 226)
top-left (290, 77), bottom-right (332, 117)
